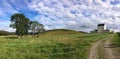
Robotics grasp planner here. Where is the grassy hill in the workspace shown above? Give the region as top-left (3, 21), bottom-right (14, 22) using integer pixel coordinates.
top-left (0, 30), bottom-right (11, 35)
top-left (0, 30), bottom-right (110, 59)
top-left (43, 29), bottom-right (82, 36)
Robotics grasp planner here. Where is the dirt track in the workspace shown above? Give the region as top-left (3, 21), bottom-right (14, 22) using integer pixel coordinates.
top-left (87, 35), bottom-right (116, 59)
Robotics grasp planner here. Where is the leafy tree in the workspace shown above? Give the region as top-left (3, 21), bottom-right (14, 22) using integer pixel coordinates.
top-left (30, 21), bottom-right (45, 35)
top-left (23, 18), bottom-right (30, 35)
top-left (30, 21), bottom-right (39, 35)
top-left (36, 23), bottom-right (45, 35)
top-left (10, 13), bottom-right (30, 37)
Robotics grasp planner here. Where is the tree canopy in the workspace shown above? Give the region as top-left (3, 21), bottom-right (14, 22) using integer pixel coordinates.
top-left (10, 13), bottom-right (45, 37)
top-left (30, 21), bottom-right (45, 35)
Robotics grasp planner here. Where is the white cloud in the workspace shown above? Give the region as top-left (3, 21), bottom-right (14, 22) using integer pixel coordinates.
top-left (1, 0), bottom-right (120, 32)
top-left (1, 0), bottom-right (19, 14)
top-left (67, 21), bottom-right (77, 25)
top-left (0, 20), bottom-right (10, 26)
top-left (0, 20), bottom-right (15, 32)
top-left (0, 0), bottom-right (120, 32)
top-left (28, 0), bottom-right (120, 32)
top-left (0, 26), bottom-right (15, 32)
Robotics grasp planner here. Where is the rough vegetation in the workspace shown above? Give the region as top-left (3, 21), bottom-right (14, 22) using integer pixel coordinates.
top-left (112, 33), bottom-right (120, 46)
top-left (0, 30), bottom-right (109, 59)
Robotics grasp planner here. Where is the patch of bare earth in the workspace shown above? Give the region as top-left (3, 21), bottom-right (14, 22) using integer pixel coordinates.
top-left (87, 39), bottom-right (101, 59)
top-left (103, 35), bottom-right (115, 59)
top-left (111, 39), bottom-right (120, 59)
top-left (87, 35), bottom-right (117, 59)
top-left (112, 47), bottom-right (120, 59)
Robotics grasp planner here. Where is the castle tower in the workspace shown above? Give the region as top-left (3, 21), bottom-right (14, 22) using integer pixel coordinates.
top-left (97, 24), bottom-right (105, 33)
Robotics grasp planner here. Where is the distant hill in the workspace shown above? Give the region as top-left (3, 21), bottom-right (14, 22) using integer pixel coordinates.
top-left (0, 30), bottom-right (11, 36)
top-left (0, 30), bottom-right (15, 36)
top-left (43, 29), bottom-right (83, 36)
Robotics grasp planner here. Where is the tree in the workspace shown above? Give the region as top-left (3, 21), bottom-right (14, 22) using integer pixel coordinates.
top-left (36, 23), bottom-right (45, 35)
top-left (30, 21), bottom-right (39, 35)
top-left (30, 21), bottom-right (45, 35)
top-left (23, 18), bottom-right (30, 35)
top-left (10, 13), bottom-right (30, 37)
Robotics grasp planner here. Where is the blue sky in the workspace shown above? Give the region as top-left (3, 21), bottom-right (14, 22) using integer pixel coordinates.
top-left (0, 0), bottom-right (120, 32)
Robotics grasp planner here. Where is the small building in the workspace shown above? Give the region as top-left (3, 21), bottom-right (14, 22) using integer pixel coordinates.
top-left (90, 23), bottom-right (111, 33)
top-left (97, 24), bottom-right (105, 33)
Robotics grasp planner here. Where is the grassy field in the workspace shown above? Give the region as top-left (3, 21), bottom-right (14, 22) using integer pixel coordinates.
top-left (112, 33), bottom-right (120, 59)
top-left (0, 30), bottom-right (109, 59)
top-left (112, 33), bottom-right (120, 46)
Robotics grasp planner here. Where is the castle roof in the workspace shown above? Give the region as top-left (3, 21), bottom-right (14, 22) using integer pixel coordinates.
top-left (98, 24), bottom-right (104, 26)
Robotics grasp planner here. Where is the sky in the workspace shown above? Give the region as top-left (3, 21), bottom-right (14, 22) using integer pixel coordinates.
top-left (0, 0), bottom-right (120, 32)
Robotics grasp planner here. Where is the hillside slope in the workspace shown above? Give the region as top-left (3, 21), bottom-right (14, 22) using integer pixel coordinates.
top-left (43, 29), bottom-right (82, 36)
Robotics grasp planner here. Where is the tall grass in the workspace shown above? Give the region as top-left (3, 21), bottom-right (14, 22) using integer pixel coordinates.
top-left (0, 33), bottom-right (109, 59)
top-left (113, 33), bottom-right (120, 46)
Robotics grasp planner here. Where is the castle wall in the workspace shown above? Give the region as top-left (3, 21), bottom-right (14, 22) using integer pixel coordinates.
top-left (97, 26), bottom-right (104, 33)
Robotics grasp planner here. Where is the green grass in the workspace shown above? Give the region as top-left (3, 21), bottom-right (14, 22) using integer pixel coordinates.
top-left (112, 33), bottom-right (120, 59)
top-left (0, 31), bottom-right (109, 59)
top-left (112, 33), bottom-right (120, 46)
top-left (43, 29), bottom-right (81, 36)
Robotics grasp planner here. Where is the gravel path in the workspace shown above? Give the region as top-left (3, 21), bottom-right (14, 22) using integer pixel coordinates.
top-left (87, 35), bottom-right (116, 59)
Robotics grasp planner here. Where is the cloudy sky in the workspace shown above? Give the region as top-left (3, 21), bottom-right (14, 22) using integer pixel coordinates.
top-left (0, 0), bottom-right (120, 32)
